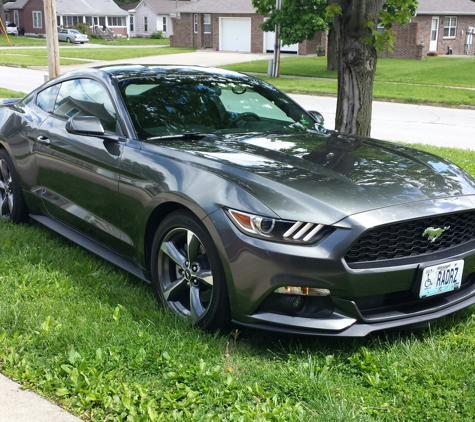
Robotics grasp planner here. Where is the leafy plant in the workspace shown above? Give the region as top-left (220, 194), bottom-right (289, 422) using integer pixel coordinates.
top-left (150, 31), bottom-right (163, 40)
top-left (74, 23), bottom-right (89, 35)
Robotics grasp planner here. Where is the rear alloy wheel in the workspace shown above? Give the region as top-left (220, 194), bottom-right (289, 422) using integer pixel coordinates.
top-left (0, 149), bottom-right (29, 223)
top-left (151, 211), bottom-right (230, 330)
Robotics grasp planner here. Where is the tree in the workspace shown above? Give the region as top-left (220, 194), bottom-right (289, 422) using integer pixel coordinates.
top-left (253, 0), bottom-right (417, 137)
top-left (0, 1), bottom-right (6, 30)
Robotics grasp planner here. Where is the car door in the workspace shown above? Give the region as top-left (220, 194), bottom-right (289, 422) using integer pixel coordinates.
top-left (34, 77), bottom-right (131, 250)
top-left (57, 29), bottom-right (66, 42)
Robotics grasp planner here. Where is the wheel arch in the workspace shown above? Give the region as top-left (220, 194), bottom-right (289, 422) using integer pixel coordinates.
top-left (143, 201), bottom-right (203, 276)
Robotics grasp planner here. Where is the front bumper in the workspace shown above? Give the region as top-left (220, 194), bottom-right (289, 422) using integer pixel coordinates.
top-left (206, 198), bottom-right (475, 337)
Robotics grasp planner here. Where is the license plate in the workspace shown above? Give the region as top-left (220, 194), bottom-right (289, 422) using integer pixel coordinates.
top-left (419, 260), bottom-right (464, 298)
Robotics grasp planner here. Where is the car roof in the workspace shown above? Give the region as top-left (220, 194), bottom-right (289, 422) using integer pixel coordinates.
top-left (94, 64), bottom-right (251, 81)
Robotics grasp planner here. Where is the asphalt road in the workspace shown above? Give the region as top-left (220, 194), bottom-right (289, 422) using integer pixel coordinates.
top-left (0, 49), bottom-right (474, 149)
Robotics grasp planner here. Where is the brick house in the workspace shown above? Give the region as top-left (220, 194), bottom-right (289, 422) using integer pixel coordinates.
top-left (3, 0), bottom-right (129, 37)
top-left (170, 0), bottom-right (324, 55)
top-left (382, 0), bottom-right (475, 59)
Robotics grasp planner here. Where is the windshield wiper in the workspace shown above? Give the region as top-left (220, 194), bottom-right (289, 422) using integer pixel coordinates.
top-left (147, 132), bottom-right (217, 141)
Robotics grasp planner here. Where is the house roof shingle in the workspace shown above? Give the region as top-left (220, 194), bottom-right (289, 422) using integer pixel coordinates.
top-left (141, 0), bottom-right (196, 14)
top-left (417, 0), bottom-right (475, 15)
top-left (55, 0), bottom-right (128, 16)
top-left (175, 0), bottom-right (256, 14)
top-left (120, 2), bottom-right (140, 11)
top-left (4, 0), bottom-right (29, 11)
top-left (5, 0), bottom-right (128, 16)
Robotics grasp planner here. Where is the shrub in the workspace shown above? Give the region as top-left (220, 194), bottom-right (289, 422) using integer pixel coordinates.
top-left (150, 31), bottom-right (163, 39)
top-left (74, 23), bottom-right (89, 34)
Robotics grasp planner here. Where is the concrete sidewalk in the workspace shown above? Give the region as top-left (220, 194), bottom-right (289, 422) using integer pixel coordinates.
top-left (0, 374), bottom-right (82, 421)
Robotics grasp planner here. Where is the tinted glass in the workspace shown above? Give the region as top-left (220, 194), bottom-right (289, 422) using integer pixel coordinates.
top-left (53, 78), bottom-right (117, 132)
top-left (118, 75), bottom-right (316, 139)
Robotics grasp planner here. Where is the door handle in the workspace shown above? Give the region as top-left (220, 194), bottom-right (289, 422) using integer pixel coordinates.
top-left (36, 135), bottom-right (51, 145)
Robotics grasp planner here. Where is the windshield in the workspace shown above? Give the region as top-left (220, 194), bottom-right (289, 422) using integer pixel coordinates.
top-left (118, 74), bottom-right (319, 139)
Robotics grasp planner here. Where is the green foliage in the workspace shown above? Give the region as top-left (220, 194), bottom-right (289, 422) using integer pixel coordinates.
top-left (254, 0), bottom-right (328, 45)
top-left (74, 23), bottom-right (89, 35)
top-left (150, 30), bottom-right (163, 39)
top-left (253, 0), bottom-right (419, 53)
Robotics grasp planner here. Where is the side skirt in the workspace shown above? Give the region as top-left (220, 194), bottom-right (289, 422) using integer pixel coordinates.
top-left (30, 214), bottom-right (150, 283)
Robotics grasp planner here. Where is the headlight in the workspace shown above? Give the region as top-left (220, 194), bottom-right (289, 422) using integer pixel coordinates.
top-left (225, 208), bottom-right (332, 244)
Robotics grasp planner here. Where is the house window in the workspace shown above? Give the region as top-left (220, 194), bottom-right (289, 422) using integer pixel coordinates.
top-left (14, 10), bottom-right (19, 26)
top-left (4, 13), bottom-right (9, 22)
top-left (144, 16), bottom-right (148, 32)
top-left (109, 17), bottom-right (126, 27)
top-left (204, 14), bottom-right (211, 34)
top-left (130, 16), bottom-right (134, 32)
top-left (163, 16), bottom-right (167, 32)
top-left (193, 14), bottom-right (198, 33)
top-left (444, 16), bottom-right (457, 38)
top-left (63, 16), bottom-right (82, 28)
top-left (33, 11), bottom-right (42, 29)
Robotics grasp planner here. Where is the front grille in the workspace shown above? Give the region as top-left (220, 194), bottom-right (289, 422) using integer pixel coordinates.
top-left (345, 211), bottom-right (475, 264)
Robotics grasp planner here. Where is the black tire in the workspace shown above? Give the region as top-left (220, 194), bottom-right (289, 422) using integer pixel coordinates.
top-left (151, 210), bottom-right (231, 330)
top-left (0, 149), bottom-right (29, 223)
top-left (66, 37), bottom-right (72, 43)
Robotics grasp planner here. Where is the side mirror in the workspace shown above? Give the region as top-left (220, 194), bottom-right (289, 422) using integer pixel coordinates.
top-left (66, 116), bottom-right (105, 136)
top-left (307, 110), bottom-right (325, 126)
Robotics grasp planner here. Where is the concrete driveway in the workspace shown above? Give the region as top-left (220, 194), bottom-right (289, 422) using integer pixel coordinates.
top-left (0, 49), bottom-right (474, 149)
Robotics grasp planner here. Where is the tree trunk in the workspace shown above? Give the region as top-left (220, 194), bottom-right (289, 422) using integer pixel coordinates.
top-left (326, 26), bottom-right (338, 71)
top-left (333, 0), bottom-right (385, 137)
top-left (0, 4), bottom-right (6, 28)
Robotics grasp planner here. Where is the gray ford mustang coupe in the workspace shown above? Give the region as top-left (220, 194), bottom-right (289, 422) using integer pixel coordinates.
top-left (2, 65), bottom-right (475, 336)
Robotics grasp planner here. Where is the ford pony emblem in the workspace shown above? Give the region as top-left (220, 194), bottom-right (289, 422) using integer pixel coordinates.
top-left (423, 226), bottom-right (450, 243)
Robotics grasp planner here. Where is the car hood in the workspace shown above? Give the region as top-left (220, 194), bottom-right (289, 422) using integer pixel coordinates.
top-left (157, 130), bottom-right (475, 224)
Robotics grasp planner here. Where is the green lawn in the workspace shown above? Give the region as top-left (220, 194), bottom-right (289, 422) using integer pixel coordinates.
top-left (0, 46), bottom-right (195, 67)
top-left (224, 56), bottom-right (475, 107)
top-left (1, 146), bottom-right (475, 421)
top-left (88, 37), bottom-right (170, 46)
top-left (0, 87), bottom-right (28, 99)
top-left (0, 35), bottom-right (169, 47)
top-left (0, 35), bottom-right (47, 47)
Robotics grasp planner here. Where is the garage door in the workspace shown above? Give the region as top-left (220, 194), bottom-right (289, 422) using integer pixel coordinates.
top-left (265, 30), bottom-right (298, 53)
top-left (220, 18), bottom-right (251, 52)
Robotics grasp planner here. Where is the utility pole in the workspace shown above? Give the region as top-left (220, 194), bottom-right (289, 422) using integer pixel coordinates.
top-left (44, 0), bottom-right (60, 79)
top-left (272, 0), bottom-right (282, 77)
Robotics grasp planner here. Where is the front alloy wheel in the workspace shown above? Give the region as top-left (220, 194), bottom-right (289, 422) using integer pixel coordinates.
top-left (151, 211), bottom-right (230, 330)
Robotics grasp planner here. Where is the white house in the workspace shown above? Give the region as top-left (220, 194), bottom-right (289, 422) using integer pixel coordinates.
top-left (128, 0), bottom-right (190, 38)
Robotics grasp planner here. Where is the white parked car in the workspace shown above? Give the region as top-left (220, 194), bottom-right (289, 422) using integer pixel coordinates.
top-left (57, 29), bottom-right (89, 44)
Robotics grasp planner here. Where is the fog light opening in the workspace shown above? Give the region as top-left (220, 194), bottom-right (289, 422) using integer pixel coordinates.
top-left (292, 295), bottom-right (305, 312)
top-left (275, 286), bottom-right (331, 297)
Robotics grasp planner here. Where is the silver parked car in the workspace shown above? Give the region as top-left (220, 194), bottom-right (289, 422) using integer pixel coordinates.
top-left (57, 28), bottom-right (89, 44)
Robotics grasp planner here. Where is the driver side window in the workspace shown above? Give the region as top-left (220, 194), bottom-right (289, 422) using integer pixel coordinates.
top-left (53, 78), bottom-right (118, 133)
